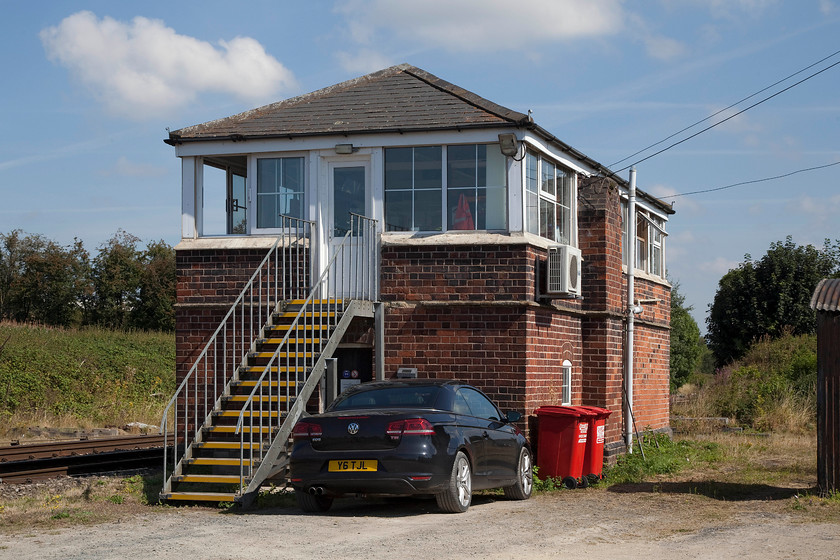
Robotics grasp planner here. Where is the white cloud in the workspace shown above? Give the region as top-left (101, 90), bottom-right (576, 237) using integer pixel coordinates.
top-left (791, 193), bottom-right (840, 219)
top-left (648, 183), bottom-right (702, 213)
top-left (820, 0), bottom-right (837, 14)
top-left (642, 35), bottom-right (687, 61)
top-left (678, 0), bottom-right (778, 19)
top-left (334, 0), bottom-right (626, 53)
top-left (40, 11), bottom-right (297, 119)
top-left (336, 49), bottom-right (396, 74)
top-left (99, 156), bottom-right (169, 178)
top-left (699, 256), bottom-right (740, 274)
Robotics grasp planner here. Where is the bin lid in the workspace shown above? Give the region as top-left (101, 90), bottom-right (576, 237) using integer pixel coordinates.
top-left (535, 405), bottom-right (595, 418)
top-left (575, 405), bottom-right (613, 418)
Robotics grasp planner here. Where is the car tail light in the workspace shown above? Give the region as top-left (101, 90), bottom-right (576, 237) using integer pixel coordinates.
top-left (292, 421), bottom-right (322, 441)
top-left (386, 418), bottom-right (434, 440)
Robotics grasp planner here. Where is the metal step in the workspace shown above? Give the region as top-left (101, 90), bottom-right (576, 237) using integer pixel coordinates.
top-left (172, 474), bottom-right (242, 484)
top-left (213, 410), bottom-right (283, 418)
top-left (196, 442), bottom-right (263, 450)
top-left (185, 457), bottom-right (252, 467)
top-left (231, 380), bottom-right (296, 389)
top-left (162, 491), bottom-right (237, 502)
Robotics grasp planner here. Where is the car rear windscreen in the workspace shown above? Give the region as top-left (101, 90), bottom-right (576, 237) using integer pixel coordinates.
top-left (331, 386), bottom-right (442, 410)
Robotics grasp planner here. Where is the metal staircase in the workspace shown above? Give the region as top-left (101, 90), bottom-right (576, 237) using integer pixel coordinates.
top-left (160, 214), bottom-right (378, 504)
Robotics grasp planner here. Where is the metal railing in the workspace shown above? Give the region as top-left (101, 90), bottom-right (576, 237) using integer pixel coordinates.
top-left (161, 216), bottom-right (315, 492)
top-left (235, 213), bottom-right (378, 490)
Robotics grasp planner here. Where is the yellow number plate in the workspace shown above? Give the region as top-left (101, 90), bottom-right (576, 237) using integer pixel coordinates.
top-left (328, 459), bottom-right (377, 472)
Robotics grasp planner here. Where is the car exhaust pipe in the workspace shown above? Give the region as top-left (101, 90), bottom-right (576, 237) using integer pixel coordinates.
top-left (308, 486), bottom-right (325, 496)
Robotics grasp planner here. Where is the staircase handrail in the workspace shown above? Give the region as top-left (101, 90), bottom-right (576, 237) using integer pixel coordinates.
top-left (233, 213), bottom-right (378, 488)
top-left (160, 215), bottom-right (315, 492)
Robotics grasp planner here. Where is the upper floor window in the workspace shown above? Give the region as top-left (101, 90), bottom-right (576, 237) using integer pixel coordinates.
top-left (384, 144), bottom-right (506, 232)
top-left (525, 151), bottom-right (575, 244)
top-left (384, 146), bottom-right (442, 231)
top-left (256, 156), bottom-right (304, 229)
top-left (621, 200), bottom-right (667, 278)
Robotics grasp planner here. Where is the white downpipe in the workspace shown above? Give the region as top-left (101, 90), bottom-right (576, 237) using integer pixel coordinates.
top-left (626, 168), bottom-right (637, 452)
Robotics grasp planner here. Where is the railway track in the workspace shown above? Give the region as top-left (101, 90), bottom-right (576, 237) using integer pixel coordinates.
top-left (0, 434), bottom-right (172, 483)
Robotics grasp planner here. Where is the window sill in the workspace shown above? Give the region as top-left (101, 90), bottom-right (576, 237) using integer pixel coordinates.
top-left (622, 264), bottom-right (671, 287)
top-left (382, 230), bottom-right (570, 250)
top-left (174, 236), bottom-right (282, 251)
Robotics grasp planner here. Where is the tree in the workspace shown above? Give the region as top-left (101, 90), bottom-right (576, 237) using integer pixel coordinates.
top-left (670, 280), bottom-right (703, 390)
top-left (0, 231), bottom-right (90, 326)
top-left (90, 230), bottom-right (143, 329)
top-left (131, 240), bottom-right (176, 331)
top-left (706, 237), bottom-right (840, 366)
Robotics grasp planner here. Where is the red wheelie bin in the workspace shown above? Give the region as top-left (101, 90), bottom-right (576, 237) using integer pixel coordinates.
top-left (534, 406), bottom-right (596, 489)
top-left (576, 406), bottom-right (613, 484)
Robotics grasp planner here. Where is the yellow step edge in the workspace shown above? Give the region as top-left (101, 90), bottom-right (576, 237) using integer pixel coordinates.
top-left (233, 380), bottom-right (296, 388)
top-left (175, 474), bottom-right (242, 484)
top-left (163, 492), bottom-right (237, 502)
top-left (197, 442), bottom-right (262, 450)
top-left (266, 324), bottom-right (330, 331)
top-left (252, 352), bottom-right (314, 358)
top-left (240, 366), bottom-right (307, 373)
top-left (206, 426), bottom-right (273, 434)
top-left (276, 312), bottom-right (336, 318)
top-left (261, 338), bottom-right (321, 344)
top-left (215, 410), bottom-right (281, 418)
top-left (226, 395), bottom-right (291, 402)
top-left (287, 299), bottom-right (342, 305)
top-left (187, 457), bottom-right (252, 466)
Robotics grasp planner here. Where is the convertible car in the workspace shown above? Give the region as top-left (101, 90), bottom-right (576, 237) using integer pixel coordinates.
top-left (289, 379), bottom-right (532, 513)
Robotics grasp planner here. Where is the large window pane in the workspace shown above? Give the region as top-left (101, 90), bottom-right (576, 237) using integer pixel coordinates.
top-left (541, 160), bottom-right (556, 196)
top-left (540, 198), bottom-right (555, 241)
top-left (484, 186), bottom-right (506, 230)
top-left (447, 145), bottom-right (477, 189)
top-left (415, 188), bottom-right (442, 231)
top-left (526, 191), bottom-right (539, 235)
top-left (385, 148), bottom-right (412, 189)
top-left (257, 157), bottom-right (304, 228)
top-left (385, 146), bottom-right (442, 232)
top-left (414, 146), bottom-right (442, 188)
top-left (384, 190), bottom-right (411, 231)
top-left (448, 188), bottom-right (476, 230)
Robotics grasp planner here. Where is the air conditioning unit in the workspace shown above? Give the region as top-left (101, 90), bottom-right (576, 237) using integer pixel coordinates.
top-left (546, 245), bottom-right (582, 296)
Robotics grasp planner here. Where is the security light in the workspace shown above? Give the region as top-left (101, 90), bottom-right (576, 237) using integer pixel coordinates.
top-left (498, 133), bottom-right (519, 157)
top-left (335, 143), bottom-right (354, 154)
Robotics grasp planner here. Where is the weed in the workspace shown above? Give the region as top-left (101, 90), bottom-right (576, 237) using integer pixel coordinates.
top-left (108, 495), bottom-right (125, 505)
top-left (50, 511), bottom-right (71, 520)
top-left (532, 466), bottom-right (562, 493)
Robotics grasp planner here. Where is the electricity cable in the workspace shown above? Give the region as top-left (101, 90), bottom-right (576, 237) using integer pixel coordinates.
top-left (660, 160), bottom-right (840, 199)
top-left (614, 57), bottom-right (840, 174)
top-left (609, 48), bottom-right (840, 168)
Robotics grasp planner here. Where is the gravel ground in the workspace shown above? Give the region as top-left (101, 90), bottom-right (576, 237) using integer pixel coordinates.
top-left (2, 486), bottom-right (838, 560)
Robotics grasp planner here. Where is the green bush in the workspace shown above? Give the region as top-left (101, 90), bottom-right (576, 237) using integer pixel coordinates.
top-left (606, 433), bottom-right (723, 485)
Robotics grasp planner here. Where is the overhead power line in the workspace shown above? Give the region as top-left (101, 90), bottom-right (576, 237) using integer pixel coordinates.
top-left (614, 56), bottom-right (840, 174)
top-left (609, 48), bottom-right (840, 169)
top-left (659, 160), bottom-right (840, 199)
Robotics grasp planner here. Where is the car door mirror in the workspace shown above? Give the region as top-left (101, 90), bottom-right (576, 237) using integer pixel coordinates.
top-left (505, 411), bottom-right (522, 423)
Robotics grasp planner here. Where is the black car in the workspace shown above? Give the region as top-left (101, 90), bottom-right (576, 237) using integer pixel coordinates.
top-left (289, 379), bottom-right (532, 513)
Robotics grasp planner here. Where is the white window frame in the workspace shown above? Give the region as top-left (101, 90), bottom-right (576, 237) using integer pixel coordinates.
top-left (561, 359), bottom-right (572, 406)
top-left (382, 143), bottom-right (507, 233)
top-left (525, 150), bottom-right (577, 246)
top-left (621, 199), bottom-right (668, 278)
top-left (249, 151), bottom-right (310, 234)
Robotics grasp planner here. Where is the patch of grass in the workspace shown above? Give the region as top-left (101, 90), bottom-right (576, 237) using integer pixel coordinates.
top-left (605, 432), bottom-right (723, 485)
top-left (0, 322), bottom-right (174, 440)
top-left (532, 466), bottom-right (563, 493)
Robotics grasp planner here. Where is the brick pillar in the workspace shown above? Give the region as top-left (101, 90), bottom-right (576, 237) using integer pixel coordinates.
top-left (578, 177), bottom-right (628, 454)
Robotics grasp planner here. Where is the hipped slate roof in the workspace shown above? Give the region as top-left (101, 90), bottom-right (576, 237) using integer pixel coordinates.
top-left (166, 63), bottom-right (674, 215)
top-left (166, 64), bottom-right (529, 143)
top-left (811, 278), bottom-right (840, 312)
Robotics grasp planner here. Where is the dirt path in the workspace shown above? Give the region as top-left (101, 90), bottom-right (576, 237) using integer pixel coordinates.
top-left (2, 489), bottom-right (838, 560)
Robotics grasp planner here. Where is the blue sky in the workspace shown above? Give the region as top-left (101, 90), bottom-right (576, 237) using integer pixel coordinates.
top-left (2, 1), bottom-right (839, 331)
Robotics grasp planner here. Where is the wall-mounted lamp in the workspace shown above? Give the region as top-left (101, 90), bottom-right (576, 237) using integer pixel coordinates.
top-left (335, 143), bottom-right (354, 155)
top-left (498, 133), bottom-right (520, 158)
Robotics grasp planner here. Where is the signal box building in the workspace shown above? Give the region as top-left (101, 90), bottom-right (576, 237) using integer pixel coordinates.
top-left (161, 65), bottom-right (673, 502)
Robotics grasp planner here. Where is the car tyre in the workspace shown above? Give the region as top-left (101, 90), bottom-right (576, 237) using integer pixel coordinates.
top-left (295, 489), bottom-right (334, 513)
top-left (436, 451), bottom-right (472, 513)
top-left (503, 446), bottom-right (533, 500)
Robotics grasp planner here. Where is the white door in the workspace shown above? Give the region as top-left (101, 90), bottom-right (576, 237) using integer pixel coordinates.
top-left (327, 160), bottom-right (371, 299)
